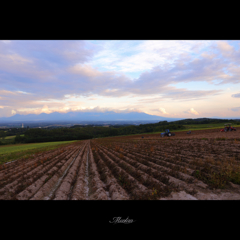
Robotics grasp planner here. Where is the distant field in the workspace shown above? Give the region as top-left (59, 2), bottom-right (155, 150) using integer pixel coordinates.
top-left (0, 140), bottom-right (77, 155)
top-left (4, 134), bottom-right (24, 139)
top-left (5, 135), bottom-right (15, 139)
top-left (1, 134), bottom-right (24, 144)
top-left (183, 123), bottom-right (226, 129)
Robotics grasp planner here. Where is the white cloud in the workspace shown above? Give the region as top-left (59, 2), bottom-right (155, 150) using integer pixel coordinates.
top-left (89, 40), bottom-right (213, 78)
top-left (16, 91), bottom-right (32, 95)
top-left (159, 107), bottom-right (169, 114)
top-left (217, 41), bottom-right (234, 52)
top-left (187, 108), bottom-right (199, 115)
top-left (1, 40), bottom-right (11, 44)
top-left (41, 105), bottom-right (51, 114)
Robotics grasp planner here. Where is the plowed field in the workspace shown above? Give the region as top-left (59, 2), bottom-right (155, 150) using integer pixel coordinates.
top-left (1, 128), bottom-right (240, 200)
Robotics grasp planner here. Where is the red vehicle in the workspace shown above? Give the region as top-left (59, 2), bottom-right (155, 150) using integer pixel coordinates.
top-left (220, 123), bottom-right (236, 132)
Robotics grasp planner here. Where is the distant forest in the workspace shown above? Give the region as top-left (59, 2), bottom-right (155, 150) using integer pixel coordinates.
top-left (14, 121), bottom-right (185, 143)
top-left (173, 118), bottom-right (240, 125)
top-left (0, 118), bottom-right (239, 144)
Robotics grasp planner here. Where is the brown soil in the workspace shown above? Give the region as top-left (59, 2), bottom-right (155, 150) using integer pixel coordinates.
top-left (1, 128), bottom-right (240, 200)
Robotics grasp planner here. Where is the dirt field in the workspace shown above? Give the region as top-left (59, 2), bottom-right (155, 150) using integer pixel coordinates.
top-left (1, 128), bottom-right (240, 200)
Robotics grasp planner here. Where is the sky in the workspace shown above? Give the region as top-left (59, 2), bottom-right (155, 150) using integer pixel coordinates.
top-left (0, 40), bottom-right (240, 118)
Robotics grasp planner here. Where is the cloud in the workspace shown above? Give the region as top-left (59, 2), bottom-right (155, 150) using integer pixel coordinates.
top-left (231, 107), bottom-right (240, 112)
top-left (0, 90), bottom-right (85, 116)
top-left (69, 64), bottom-right (102, 77)
top-left (162, 88), bottom-right (222, 100)
top-left (41, 105), bottom-right (52, 114)
top-left (186, 108), bottom-right (199, 115)
top-left (2, 40), bottom-right (99, 66)
top-left (5, 104), bottom-right (144, 117)
top-left (0, 40), bottom-right (102, 98)
top-left (200, 52), bottom-right (216, 59)
top-left (0, 53), bottom-right (32, 64)
top-left (232, 93), bottom-right (240, 98)
top-left (104, 89), bottom-right (118, 93)
top-left (69, 106), bottom-right (142, 114)
top-left (1, 40), bottom-right (240, 118)
top-left (1, 40), bottom-right (11, 44)
top-left (212, 40), bottom-right (240, 64)
top-left (137, 88), bottom-right (222, 103)
top-left (89, 40), bottom-right (212, 74)
top-left (0, 40), bottom-right (238, 101)
top-left (159, 108), bottom-right (169, 114)
top-left (217, 41), bottom-right (234, 53)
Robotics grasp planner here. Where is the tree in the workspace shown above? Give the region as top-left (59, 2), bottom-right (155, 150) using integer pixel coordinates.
top-left (0, 131), bottom-right (6, 140)
top-left (14, 134), bottom-right (25, 143)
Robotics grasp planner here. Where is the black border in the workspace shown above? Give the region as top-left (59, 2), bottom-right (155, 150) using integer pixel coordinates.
top-left (1, 200), bottom-right (240, 230)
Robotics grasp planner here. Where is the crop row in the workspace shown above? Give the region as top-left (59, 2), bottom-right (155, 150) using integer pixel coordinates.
top-left (92, 137), bottom-right (240, 189)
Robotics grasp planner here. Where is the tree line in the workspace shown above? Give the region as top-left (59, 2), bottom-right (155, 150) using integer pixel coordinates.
top-left (8, 118), bottom-right (240, 144)
top-left (14, 122), bottom-right (186, 143)
top-left (173, 118), bottom-right (240, 125)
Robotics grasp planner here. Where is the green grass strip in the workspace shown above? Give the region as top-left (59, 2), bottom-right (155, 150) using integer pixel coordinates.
top-left (0, 140), bottom-right (78, 165)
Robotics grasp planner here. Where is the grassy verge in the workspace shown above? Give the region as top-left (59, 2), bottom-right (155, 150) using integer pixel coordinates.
top-left (0, 140), bottom-right (78, 165)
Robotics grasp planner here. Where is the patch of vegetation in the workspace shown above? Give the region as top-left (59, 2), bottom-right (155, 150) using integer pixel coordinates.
top-left (193, 164), bottom-right (240, 189)
top-left (0, 140), bottom-right (78, 165)
top-left (230, 172), bottom-right (240, 184)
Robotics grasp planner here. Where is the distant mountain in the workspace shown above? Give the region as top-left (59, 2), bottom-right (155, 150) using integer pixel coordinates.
top-left (0, 111), bottom-right (184, 122)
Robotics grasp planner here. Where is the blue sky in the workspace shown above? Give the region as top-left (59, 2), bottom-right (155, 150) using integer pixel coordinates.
top-left (0, 40), bottom-right (240, 118)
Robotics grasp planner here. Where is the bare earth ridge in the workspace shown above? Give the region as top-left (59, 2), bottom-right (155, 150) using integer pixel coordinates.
top-left (0, 128), bottom-right (240, 200)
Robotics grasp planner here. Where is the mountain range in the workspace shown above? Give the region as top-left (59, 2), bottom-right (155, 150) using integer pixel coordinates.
top-left (0, 111), bottom-right (183, 122)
